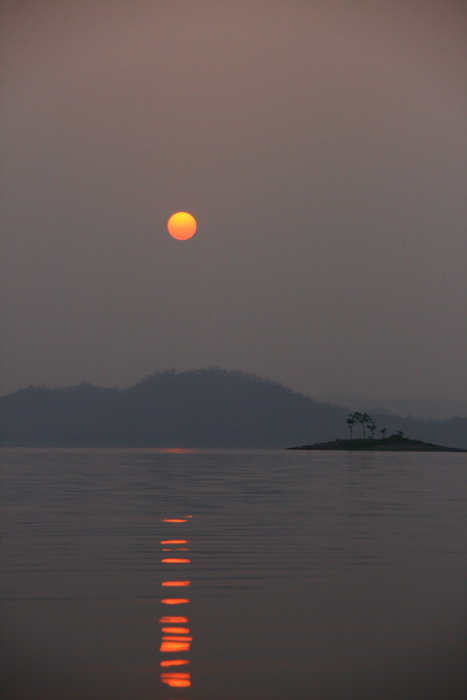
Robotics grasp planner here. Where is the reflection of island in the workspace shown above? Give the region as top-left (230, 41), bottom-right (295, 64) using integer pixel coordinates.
top-left (160, 516), bottom-right (193, 694)
top-left (288, 435), bottom-right (467, 452)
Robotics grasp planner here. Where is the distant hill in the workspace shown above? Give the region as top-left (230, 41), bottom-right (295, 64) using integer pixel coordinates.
top-left (1, 368), bottom-right (466, 448)
top-left (315, 392), bottom-right (467, 421)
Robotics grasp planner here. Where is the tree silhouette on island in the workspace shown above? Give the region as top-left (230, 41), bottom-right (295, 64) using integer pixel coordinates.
top-left (346, 411), bottom-right (376, 439)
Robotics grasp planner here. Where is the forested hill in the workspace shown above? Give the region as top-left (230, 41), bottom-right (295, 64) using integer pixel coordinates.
top-left (1, 369), bottom-right (466, 448)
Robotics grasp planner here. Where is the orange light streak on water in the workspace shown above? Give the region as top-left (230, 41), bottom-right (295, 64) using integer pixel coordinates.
top-left (162, 558), bottom-right (190, 563)
top-left (159, 616), bottom-right (188, 623)
top-left (161, 598), bottom-right (190, 605)
top-left (161, 626), bottom-right (190, 634)
top-left (158, 448), bottom-right (194, 454)
top-left (160, 659), bottom-right (190, 667)
top-left (161, 581), bottom-right (190, 587)
top-left (162, 518), bottom-right (187, 523)
top-left (160, 540), bottom-right (188, 545)
top-left (162, 679), bottom-right (191, 688)
top-left (162, 635), bottom-right (192, 642)
top-left (161, 672), bottom-right (191, 688)
top-left (160, 641), bottom-right (191, 652)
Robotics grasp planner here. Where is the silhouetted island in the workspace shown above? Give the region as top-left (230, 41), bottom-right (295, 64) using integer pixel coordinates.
top-left (288, 434), bottom-right (467, 452)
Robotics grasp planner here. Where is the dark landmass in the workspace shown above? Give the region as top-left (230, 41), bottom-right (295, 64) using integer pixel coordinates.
top-left (288, 435), bottom-right (467, 452)
top-left (1, 368), bottom-right (466, 449)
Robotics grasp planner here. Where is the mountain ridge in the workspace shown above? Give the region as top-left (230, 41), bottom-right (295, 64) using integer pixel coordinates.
top-left (1, 368), bottom-right (466, 449)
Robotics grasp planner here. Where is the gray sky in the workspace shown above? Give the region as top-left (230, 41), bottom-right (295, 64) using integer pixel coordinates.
top-left (2, 0), bottom-right (466, 404)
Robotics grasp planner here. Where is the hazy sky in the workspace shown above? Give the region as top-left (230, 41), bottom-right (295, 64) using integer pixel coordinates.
top-left (2, 0), bottom-right (466, 403)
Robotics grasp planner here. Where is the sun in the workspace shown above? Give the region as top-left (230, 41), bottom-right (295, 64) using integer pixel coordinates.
top-left (167, 212), bottom-right (197, 240)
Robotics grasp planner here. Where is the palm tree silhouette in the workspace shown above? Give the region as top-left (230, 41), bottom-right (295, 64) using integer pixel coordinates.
top-left (358, 412), bottom-right (372, 439)
top-left (347, 411), bottom-right (374, 439)
top-left (346, 415), bottom-right (356, 439)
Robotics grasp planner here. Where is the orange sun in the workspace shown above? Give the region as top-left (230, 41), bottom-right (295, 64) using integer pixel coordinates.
top-left (167, 212), bottom-right (197, 240)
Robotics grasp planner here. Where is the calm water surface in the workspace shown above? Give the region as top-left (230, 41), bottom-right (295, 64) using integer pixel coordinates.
top-left (1, 448), bottom-right (466, 699)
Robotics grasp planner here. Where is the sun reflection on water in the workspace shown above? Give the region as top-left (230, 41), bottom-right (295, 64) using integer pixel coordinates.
top-left (160, 540), bottom-right (189, 545)
top-left (162, 626), bottom-right (190, 634)
top-left (162, 518), bottom-right (189, 523)
top-left (160, 616), bottom-right (188, 624)
top-left (161, 558), bottom-right (191, 563)
top-left (160, 514), bottom-right (193, 696)
top-left (160, 671), bottom-right (191, 687)
top-left (160, 659), bottom-right (190, 667)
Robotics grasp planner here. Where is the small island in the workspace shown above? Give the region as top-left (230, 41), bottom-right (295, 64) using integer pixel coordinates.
top-left (288, 434), bottom-right (466, 452)
top-left (288, 412), bottom-right (466, 452)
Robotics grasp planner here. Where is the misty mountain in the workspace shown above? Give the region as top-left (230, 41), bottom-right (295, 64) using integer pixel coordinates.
top-left (315, 393), bottom-right (467, 421)
top-left (1, 369), bottom-right (466, 449)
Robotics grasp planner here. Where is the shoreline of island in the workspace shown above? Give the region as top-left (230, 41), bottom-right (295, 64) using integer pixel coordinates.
top-left (287, 435), bottom-right (466, 452)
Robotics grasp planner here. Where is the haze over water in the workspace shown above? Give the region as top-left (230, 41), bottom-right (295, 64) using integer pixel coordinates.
top-left (1, 448), bottom-right (466, 699)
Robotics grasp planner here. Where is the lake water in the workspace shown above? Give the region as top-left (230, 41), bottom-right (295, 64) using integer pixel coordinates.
top-left (1, 448), bottom-right (466, 699)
